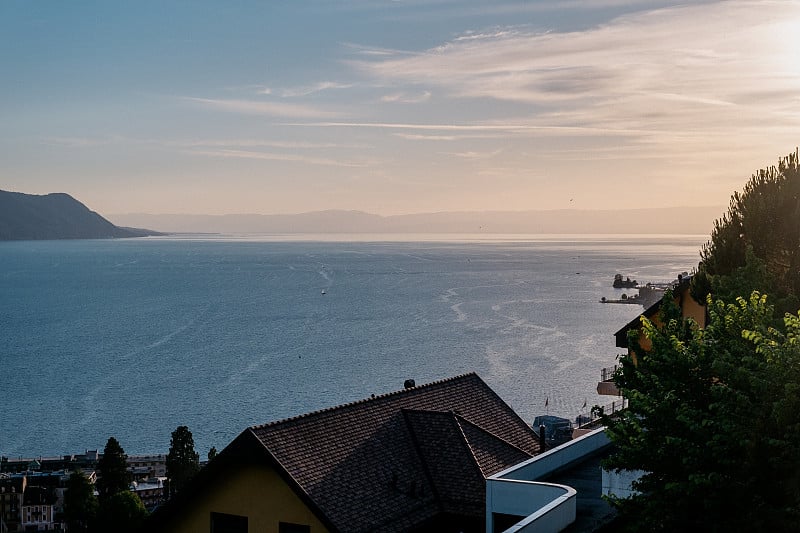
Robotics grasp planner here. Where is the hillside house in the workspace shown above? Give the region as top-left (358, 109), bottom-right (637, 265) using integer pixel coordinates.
top-left (598, 274), bottom-right (706, 397)
top-left (149, 373), bottom-right (544, 533)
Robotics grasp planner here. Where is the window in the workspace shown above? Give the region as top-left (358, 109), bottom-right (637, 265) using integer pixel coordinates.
top-left (210, 511), bottom-right (248, 533)
top-left (279, 522), bottom-right (310, 533)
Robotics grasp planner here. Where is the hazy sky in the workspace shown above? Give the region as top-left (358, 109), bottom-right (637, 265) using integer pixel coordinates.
top-left (2, 1), bottom-right (799, 216)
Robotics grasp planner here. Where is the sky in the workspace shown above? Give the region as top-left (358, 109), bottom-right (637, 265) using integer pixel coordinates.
top-left (2, 0), bottom-right (800, 217)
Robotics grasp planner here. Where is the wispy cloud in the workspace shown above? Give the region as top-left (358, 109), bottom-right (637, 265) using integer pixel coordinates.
top-left (350, 1), bottom-right (800, 143)
top-left (40, 136), bottom-right (367, 153)
top-left (286, 121), bottom-right (652, 136)
top-left (328, 0), bottom-right (670, 24)
top-left (453, 0), bottom-right (672, 16)
top-left (175, 139), bottom-right (362, 150)
top-left (185, 97), bottom-right (344, 119)
top-left (452, 28), bottom-right (520, 42)
top-left (393, 132), bottom-right (510, 141)
top-left (394, 133), bottom-right (460, 141)
top-left (188, 149), bottom-right (368, 168)
top-left (380, 91), bottom-right (432, 103)
top-left (281, 81), bottom-right (353, 97)
top-left (42, 136), bottom-right (121, 147)
top-left (441, 148), bottom-right (503, 159)
top-left (344, 43), bottom-right (411, 57)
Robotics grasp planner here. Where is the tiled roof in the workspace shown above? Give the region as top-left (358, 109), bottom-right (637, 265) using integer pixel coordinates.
top-left (402, 409), bottom-right (486, 517)
top-left (457, 416), bottom-right (535, 477)
top-left (248, 372), bottom-right (542, 532)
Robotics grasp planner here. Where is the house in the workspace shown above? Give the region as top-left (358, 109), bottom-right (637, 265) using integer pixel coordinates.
top-left (598, 273), bottom-right (705, 397)
top-left (149, 373), bottom-right (544, 533)
top-left (20, 486), bottom-right (57, 532)
top-left (0, 476), bottom-right (25, 533)
top-left (0, 450), bottom-right (100, 476)
top-left (132, 478), bottom-right (166, 511)
top-left (489, 279), bottom-right (709, 532)
top-left (127, 454), bottom-right (167, 481)
top-left (0, 473), bottom-right (66, 533)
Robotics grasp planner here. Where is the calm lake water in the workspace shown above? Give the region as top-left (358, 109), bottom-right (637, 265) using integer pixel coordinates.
top-left (0, 234), bottom-right (704, 458)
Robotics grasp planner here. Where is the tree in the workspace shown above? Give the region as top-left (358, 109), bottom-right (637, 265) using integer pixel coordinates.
top-left (63, 470), bottom-right (99, 533)
top-left (693, 149), bottom-right (800, 316)
top-left (207, 446), bottom-right (218, 461)
top-left (96, 437), bottom-right (130, 502)
top-left (96, 490), bottom-right (148, 533)
top-left (603, 292), bottom-right (800, 531)
top-left (165, 425), bottom-right (200, 497)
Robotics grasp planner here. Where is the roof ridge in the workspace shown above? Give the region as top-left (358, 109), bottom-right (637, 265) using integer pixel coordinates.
top-left (450, 413), bottom-right (489, 479)
top-left (250, 372), bottom-right (479, 430)
top-left (454, 414), bottom-right (535, 459)
top-left (466, 374), bottom-right (545, 451)
top-left (401, 409), bottom-right (445, 513)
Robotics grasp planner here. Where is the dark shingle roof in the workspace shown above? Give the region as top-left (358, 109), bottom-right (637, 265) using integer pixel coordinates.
top-left (402, 409), bottom-right (486, 517)
top-left (248, 372), bottom-right (542, 532)
top-left (148, 373), bottom-right (541, 533)
top-left (457, 415), bottom-right (535, 478)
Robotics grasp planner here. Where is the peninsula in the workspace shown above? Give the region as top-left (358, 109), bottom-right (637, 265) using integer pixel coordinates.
top-left (0, 190), bottom-right (162, 241)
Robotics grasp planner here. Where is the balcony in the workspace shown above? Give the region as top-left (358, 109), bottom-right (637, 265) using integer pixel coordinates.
top-left (596, 365), bottom-right (620, 396)
top-left (486, 428), bottom-right (613, 533)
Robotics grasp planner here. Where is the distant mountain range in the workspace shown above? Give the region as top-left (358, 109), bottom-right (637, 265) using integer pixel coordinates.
top-left (109, 206), bottom-right (724, 235)
top-left (0, 190), bottom-right (161, 241)
top-left (0, 188), bottom-right (724, 238)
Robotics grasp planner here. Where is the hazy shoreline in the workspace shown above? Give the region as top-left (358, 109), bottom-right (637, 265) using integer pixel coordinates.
top-left (134, 232), bottom-right (709, 244)
top-left (108, 206), bottom-right (723, 236)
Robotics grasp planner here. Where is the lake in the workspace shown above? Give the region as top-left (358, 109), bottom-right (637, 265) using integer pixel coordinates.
top-left (0, 234), bottom-right (704, 458)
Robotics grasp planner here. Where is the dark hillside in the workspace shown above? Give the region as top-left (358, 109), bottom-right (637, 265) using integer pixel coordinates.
top-left (0, 190), bottom-right (161, 240)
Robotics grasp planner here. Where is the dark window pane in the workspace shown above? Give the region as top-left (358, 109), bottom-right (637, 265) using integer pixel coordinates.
top-left (279, 522), bottom-right (310, 533)
top-left (211, 511), bottom-right (248, 533)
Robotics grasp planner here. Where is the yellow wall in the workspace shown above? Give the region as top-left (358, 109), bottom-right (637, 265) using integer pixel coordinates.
top-left (165, 462), bottom-right (330, 533)
top-left (631, 285), bottom-right (706, 358)
top-left (679, 288), bottom-right (706, 327)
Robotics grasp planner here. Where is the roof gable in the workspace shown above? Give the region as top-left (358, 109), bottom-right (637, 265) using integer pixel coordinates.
top-left (402, 409), bottom-right (486, 516)
top-left (456, 416), bottom-right (535, 478)
top-left (249, 372), bottom-right (541, 532)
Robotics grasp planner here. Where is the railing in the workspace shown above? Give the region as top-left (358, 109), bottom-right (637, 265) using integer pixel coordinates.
top-left (580, 398), bottom-right (628, 428)
top-left (600, 365), bottom-right (618, 382)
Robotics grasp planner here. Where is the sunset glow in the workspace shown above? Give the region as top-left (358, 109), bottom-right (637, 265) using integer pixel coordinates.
top-left (2, 1), bottom-right (799, 218)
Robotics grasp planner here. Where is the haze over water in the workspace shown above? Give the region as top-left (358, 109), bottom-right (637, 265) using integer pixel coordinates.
top-left (1, 234), bottom-right (703, 458)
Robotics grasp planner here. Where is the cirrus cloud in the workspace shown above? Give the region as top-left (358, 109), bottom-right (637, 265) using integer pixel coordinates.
top-left (184, 97), bottom-right (344, 119)
top-left (350, 1), bottom-right (800, 136)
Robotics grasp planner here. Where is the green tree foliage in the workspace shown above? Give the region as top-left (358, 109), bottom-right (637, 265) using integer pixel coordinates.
top-left (165, 425), bottom-right (200, 497)
top-left (96, 437), bottom-right (130, 502)
top-left (63, 470), bottom-right (99, 533)
top-left (603, 292), bottom-right (800, 532)
top-left (693, 149), bottom-right (800, 316)
top-left (207, 446), bottom-right (218, 461)
top-left (96, 490), bottom-right (148, 533)
top-left (94, 437), bottom-right (146, 532)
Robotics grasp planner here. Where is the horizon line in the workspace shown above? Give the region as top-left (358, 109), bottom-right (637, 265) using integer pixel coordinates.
top-left (107, 205), bottom-right (726, 218)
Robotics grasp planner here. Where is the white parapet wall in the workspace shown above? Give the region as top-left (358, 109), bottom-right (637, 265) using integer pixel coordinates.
top-left (486, 428), bottom-right (612, 533)
top-left (486, 479), bottom-right (575, 533)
